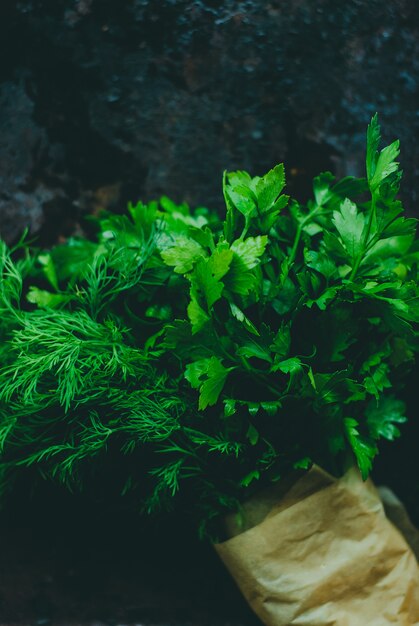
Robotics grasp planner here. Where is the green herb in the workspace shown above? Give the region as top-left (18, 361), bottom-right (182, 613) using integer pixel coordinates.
top-left (145, 115), bottom-right (418, 533)
top-left (0, 117), bottom-right (417, 538)
top-left (0, 201), bottom-right (198, 500)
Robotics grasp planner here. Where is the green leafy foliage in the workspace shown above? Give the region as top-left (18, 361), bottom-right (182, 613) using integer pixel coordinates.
top-left (148, 115), bottom-right (418, 529)
top-left (185, 357), bottom-right (233, 410)
top-left (0, 116), bottom-right (417, 537)
top-left (332, 198), bottom-right (365, 262)
top-left (0, 202), bottom-right (195, 505)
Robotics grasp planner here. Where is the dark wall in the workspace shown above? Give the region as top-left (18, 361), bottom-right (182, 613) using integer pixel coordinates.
top-left (0, 0), bottom-right (418, 244)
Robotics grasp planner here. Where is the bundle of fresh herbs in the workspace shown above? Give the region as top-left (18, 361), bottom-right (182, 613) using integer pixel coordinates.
top-left (0, 116), bottom-right (417, 537)
top-left (0, 199), bottom-right (205, 502)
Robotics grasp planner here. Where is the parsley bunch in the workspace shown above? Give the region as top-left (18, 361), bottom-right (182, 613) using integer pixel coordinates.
top-left (144, 115), bottom-right (419, 532)
top-left (0, 116), bottom-right (417, 536)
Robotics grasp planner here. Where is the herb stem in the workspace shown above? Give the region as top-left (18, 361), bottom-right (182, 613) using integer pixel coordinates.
top-left (282, 206), bottom-right (321, 284)
top-left (288, 224), bottom-right (303, 269)
top-left (259, 377), bottom-right (283, 398)
top-left (237, 356), bottom-right (283, 399)
top-left (348, 193), bottom-right (377, 282)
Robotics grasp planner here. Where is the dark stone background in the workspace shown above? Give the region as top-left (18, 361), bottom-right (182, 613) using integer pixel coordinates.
top-left (0, 1), bottom-right (418, 624)
top-left (0, 0), bottom-right (418, 245)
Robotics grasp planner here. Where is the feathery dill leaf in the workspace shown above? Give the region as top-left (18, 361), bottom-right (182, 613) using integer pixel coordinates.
top-left (0, 208), bottom-right (193, 503)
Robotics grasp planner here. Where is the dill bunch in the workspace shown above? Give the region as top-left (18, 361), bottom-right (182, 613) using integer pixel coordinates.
top-left (0, 200), bottom-right (205, 503)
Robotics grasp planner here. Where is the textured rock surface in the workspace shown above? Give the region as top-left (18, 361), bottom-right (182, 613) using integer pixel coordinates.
top-left (0, 0), bottom-right (418, 243)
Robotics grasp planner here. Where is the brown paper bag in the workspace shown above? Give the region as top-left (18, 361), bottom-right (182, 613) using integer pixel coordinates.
top-left (215, 466), bottom-right (419, 625)
top-left (379, 486), bottom-right (419, 561)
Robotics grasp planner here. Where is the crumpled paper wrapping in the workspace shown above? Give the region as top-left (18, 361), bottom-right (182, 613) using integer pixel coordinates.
top-left (379, 485), bottom-right (419, 561)
top-left (215, 466), bottom-right (419, 625)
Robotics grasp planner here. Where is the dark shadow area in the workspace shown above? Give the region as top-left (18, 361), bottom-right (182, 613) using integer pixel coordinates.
top-left (0, 480), bottom-right (260, 625)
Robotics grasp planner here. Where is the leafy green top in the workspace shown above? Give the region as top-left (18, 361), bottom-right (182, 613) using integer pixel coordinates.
top-left (0, 116), bottom-right (417, 536)
top-left (145, 115), bottom-right (418, 530)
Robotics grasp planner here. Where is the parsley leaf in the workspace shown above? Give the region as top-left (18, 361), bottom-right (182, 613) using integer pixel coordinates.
top-left (185, 357), bottom-right (233, 410)
top-left (332, 198), bottom-right (366, 263)
top-left (345, 418), bottom-right (377, 480)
